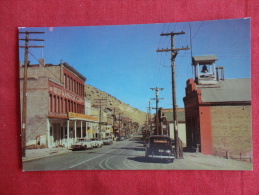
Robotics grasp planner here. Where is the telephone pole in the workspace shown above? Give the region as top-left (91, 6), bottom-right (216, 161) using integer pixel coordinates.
top-left (19, 31), bottom-right (44, 157)
top-left (146, 101), bottom-right (152, 136)
top-left (157, 31), bottom-right (189, 158)
top-left (150, 87), bottom-right (164, 135)
top-left (94, 99), bottom-right (107, 139)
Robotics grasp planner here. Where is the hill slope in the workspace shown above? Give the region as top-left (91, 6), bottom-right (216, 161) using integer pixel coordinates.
top-left (85, 84), bottom-right (147, 125)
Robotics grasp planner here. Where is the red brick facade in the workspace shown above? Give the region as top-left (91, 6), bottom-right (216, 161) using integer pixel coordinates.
top-left (183, 78), bottom-right (252, 158)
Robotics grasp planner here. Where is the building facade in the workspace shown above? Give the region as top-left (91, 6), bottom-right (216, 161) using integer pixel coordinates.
top-left (183, 55), bottom-right (252, 159)
top-left (20, 59), bottom-right (98, 148)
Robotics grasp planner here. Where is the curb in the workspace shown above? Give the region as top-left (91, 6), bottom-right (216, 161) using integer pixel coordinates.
top-left (22, 150), bottom-right (72, 163)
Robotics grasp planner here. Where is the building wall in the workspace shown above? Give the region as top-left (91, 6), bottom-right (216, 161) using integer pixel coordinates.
top-left (210, 105), bottom-right (252, 158)
top-left (169, 123), bottom-right (187, 147)
top-left (199, 106), bottom-right (213, 155)
top-left (20, 64), bottom-right (62, 82)
top-left (20, 77), bottom-right (49, 145)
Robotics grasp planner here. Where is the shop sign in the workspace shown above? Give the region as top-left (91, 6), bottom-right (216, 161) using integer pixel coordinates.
top-left (68, 112), bottom-right (98, 122)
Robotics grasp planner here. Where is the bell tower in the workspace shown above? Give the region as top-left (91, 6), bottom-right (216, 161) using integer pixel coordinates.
top-left (192, 55), bottom-right (218, 85)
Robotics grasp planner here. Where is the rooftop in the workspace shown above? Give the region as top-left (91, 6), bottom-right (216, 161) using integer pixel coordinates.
top-left (197, 78), bottom-right (251, 103)
top-left (192, 55), bottom-right (218, 65)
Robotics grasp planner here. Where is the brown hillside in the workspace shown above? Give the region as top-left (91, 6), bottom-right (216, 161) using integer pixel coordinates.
top-left (85, 84), bottom-right (147, 125)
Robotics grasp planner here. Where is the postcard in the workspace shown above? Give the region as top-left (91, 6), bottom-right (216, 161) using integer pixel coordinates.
top-left (19, 18), bottom-right (252, 171)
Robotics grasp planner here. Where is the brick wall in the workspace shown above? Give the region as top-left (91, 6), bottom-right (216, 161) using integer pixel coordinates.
top-left (20, 77), bottom-right (49, 143)
top-left (210, 105), bottom-right (252, 158)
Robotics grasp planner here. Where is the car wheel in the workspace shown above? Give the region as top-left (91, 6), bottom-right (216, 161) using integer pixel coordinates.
top-left (84, 145), bottom-right (87, 150)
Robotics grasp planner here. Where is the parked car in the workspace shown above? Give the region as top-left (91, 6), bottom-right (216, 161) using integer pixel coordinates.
top-left (143, 136), bottom-right (150, 147)
top-left (116, 136), bottom-right (125, 141)
top-left (145, 135), bottom-right (175, 162)
top-left (102, 137), bottom-right (113, 145)
top-left (71, 138), bottom-right (93, 150)
top-left (91, 138), bottom-right (103, 148)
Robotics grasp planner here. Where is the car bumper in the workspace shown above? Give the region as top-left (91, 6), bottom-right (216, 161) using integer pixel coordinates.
top-left (147, 154), bottom-right (175, 159)
top-left (72, 145), bottom-right (84, 149)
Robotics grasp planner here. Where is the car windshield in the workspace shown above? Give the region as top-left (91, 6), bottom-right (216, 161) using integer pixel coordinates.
top-left (150, 138), bottom-right (170, 145)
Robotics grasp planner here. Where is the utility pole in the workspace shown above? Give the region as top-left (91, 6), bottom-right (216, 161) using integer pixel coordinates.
top-left (146, 101), bottom-right (152, 136)
top-left (110, 107), bottom-right (120, 138)
top-left (157, 31), bottom-right (189, 158)
top-left (150, 87), bottom-right (164, 135)
top-left (94, 99), bottom-right (107, 139)
top-left (19, 31), bottom-right (44, 157)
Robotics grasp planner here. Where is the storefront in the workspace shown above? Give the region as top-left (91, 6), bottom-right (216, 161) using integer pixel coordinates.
top-left (47, 112), bottom-right (98, 148)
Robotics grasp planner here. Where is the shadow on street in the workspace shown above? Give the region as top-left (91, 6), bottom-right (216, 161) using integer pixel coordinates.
top-left (127, 156), bottom-right (173, 164)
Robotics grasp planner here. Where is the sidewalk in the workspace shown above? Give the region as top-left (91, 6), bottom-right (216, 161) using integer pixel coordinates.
top-left (22, 148), bottom-right (72, 162)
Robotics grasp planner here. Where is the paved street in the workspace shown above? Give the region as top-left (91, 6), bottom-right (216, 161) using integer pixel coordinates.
top-left (23, 134), bottom-right (252, 171)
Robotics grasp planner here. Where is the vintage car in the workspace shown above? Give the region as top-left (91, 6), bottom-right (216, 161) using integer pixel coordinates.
top-left (71, 138), bottom-right (93, 150)
top-left (91, 138), bottom-right (103, 148)
top-left (145, 135), bottom-right (175, 162)
top-left (116, 136), bottom-right (125, 141)
top-left (102, 137), bottom-right (113, 145)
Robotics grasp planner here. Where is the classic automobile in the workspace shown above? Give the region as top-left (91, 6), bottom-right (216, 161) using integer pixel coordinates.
top-left (91, 138), bottom-right (103, 148)
top-left (102, 137), bottom-right (113, 145)
top-left (71, 138), bottom-right (93, 150)
top-left (116, 136), bottom-right (125, 141)
top-left (145, 135), bottom-right (175, 162)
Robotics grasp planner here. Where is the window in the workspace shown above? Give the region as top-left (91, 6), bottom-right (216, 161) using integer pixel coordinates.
top-left (64, 74), bottom-right (66, 89)
top-left (60, 97), bottom-right (63, 113)
top-left (67, 76), bottom-right (70, 90)
top-left (53, 95), bottom-right (56, 113)
top-left (49, 94), bottom-right (52, 112)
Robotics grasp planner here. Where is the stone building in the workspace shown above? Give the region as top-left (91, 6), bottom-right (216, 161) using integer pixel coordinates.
top-left (183, 55), bottom-right (251, 159)
top-left (20, 59), bottom-right (98, 148)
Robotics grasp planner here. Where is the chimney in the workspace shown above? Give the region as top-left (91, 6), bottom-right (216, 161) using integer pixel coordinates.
top-left (216, 67), bottom-right (224, 81)
top-left (39, 58), bottom-right (45, 66)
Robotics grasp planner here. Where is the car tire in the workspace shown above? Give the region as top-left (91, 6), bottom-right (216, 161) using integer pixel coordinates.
top-left (84, 145), bottom-right (87, 150)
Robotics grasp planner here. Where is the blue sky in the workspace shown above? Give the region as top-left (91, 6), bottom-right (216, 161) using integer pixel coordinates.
top-left (19, 18), bottom-right (250, 113)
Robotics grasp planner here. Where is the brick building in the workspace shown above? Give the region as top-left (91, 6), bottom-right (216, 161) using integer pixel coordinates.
top-left (183, 55), bottom-right (251, 159)
top-left (20, 59), bottom-right (98, 148)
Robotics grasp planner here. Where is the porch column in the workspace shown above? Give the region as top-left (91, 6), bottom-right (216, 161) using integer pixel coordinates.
top-left (85, 122), bottom-right (88, 138)
top-left (47, 118), bottom-right (50, 148)
top-left (81, 121), bottom-right (83, 138)
top-left (67, 120), bottom-right (70, 148)
top-left (74, 120), bottom-right (77, 140)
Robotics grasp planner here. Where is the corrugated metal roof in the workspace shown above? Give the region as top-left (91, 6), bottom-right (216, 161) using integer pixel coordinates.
top-left (192, 55), bottom-right (218, 65)
top-left (197, 78), bottom-right (251, 102)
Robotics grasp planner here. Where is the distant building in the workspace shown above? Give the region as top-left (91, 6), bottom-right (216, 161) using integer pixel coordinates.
top-left (183, 55), bottom-right (251, 159)
top-left (20, 59), bottom-right (98, 148)
top-left (159, 108), bottom-right (186, 147)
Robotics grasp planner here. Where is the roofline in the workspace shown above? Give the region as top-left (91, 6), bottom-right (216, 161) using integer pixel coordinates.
top-left (200, 101), bottom-right (251, 106)
top-left (62, 62), bottom-right (87, 81)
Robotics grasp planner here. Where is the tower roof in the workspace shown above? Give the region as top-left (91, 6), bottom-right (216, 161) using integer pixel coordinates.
top-left (192, 55), bottom-right (218, 65)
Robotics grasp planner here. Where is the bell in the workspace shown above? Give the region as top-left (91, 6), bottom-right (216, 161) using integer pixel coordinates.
top-left (201, 65), bottom-right (208, 73)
